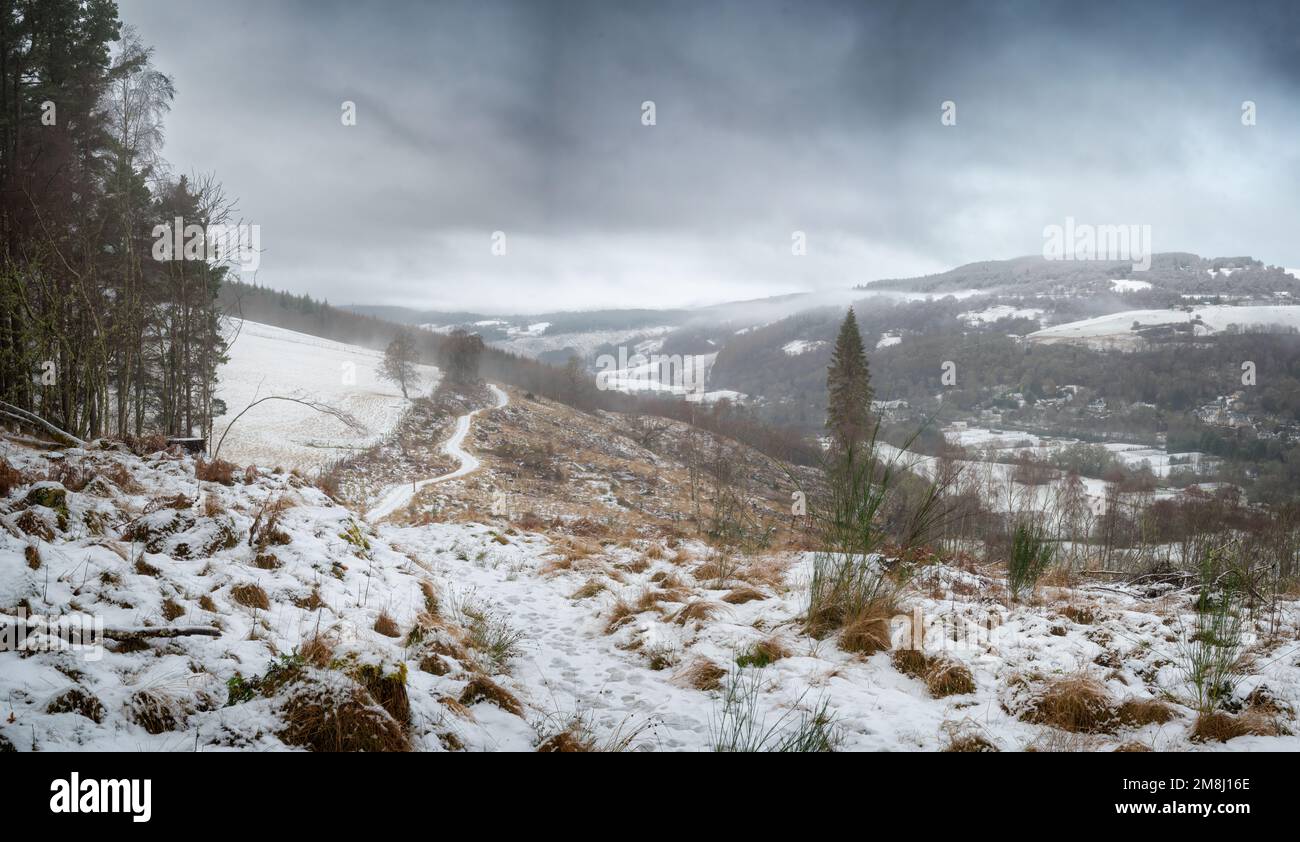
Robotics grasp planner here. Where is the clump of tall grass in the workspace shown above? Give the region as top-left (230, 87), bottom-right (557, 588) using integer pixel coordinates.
top-left (1007, 522), bottom-right (1054, 602)
top-left (801, 430), bottom-right (945, 640)
top-left (709, 668), bottom-right (840, 752)
top-left (450, 591), bottom-right (526, 673)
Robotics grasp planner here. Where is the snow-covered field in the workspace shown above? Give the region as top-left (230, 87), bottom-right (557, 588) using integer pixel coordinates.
top-left (215, 320), bottom-right (439, 472)
top-left (596, 351), bottom-right (740, 403)
top-left (959, 304), bottom-right (1044, 326)
top-left (1029, 305), bottom-right (1300, 347)
top-left (1109, 279), bottom-right (1153, 293)
top-left (782, 339), bottom-right (828, 356)
top-left (470, 325), bottom-right (676, 362)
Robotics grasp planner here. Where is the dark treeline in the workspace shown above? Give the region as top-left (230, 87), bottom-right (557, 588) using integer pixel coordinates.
top-left (1, 1), bottom-right (227, 442)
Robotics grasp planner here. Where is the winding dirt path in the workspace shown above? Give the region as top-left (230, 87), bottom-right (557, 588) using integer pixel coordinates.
top-left (365, 384), bottom-right (509, 522)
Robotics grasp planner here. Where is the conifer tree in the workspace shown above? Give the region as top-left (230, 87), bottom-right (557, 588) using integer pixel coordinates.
top-left (825, 306), bottom-right (873, 451)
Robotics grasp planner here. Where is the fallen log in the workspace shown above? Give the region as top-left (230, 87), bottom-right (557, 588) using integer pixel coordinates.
top-left (101, 625), bottom-right (222, 641)
top-left (0, 401), bottom-right (86, 448)
top-left (0, 615), bottom-right (220, 641)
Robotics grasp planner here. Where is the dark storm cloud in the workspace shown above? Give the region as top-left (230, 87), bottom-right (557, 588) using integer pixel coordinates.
top-left (119, 0), bottom-right (1300, 311)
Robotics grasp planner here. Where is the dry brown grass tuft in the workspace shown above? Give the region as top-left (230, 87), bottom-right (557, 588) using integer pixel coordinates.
top-left (536, 730), bottom-right (594, 752)
top-left (279, 679), bottom-right (409, 752)
top-left (675, 658), bottom-right (727, 691)
top-left (891, 648), bottom-right (931, 679)
top-left (127, 689), bottom-right (185, 734)
top-left (892, 649), bottom-right (975, 697)
top-left (721, 586), bottom-right (766, 605)
top-left (24, 545), bottom-right (40, 570)
top-left (1059, 604), bottom-right (1097, 625)
top-left (1116, 697), bottom-right (1176, 727)
top-left (1024, 675), bottom-right (1118, 733)
top-left (437, 696), bottom-right (476, 720)
top-left (353, 664), bottom-right (410, 727)
top-left (231, 583), bottom-right (270, 610)
top-left (839, 612), bottom-right (891, 655)
top-left (1191, 710), bottom-right (1279, 743)
top-left (649, 569), bottom-right (686, 590)
top-left (419, 580), bottom-right (440, 615)
top-left (203, 493), bottom-right (225, 518)
top-left (737, 635), bottom-right (792, 668)
top-left (458, 676), bottom-right (524, 717)
top-left (943, 733), bottom-right (999, 752)
top-left (198, 594), bottom-right (217, 612)
top-left (299, 634), bottom-right (335, 668)
top-left (569, 579), bottom-right (606, 600)
top-left (1114, 741), bottom-right (1153, 752)
top-left (161, 598), bottom-right (186, 621)
top-left (925, 659), bottom-right (977, 697)
top-left (373, 611), bottom-right (401, 638)
top-left (46, 687), bottom-right (106, 722)
top-left (195, 458), bottom-right (238, 485)
top-left (672, 599), bottom-right (723, 626)
top-left (604, 597), bottom-right (637, 634)
top-left (694, 555), bottom-right (740, 583)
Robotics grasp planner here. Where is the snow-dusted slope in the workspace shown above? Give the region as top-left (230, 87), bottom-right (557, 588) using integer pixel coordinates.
top-left (216, 320), bottom-right (440, 472)
top-left (1029, 305), bottom-right (1300, 347)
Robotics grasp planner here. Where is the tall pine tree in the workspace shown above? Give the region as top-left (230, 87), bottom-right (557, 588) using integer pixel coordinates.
top-left (825, 306), bottom-right (873, 451)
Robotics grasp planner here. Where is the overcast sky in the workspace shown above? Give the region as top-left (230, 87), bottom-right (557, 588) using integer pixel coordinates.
top-left (119, 0), bottom-right (1300, 313)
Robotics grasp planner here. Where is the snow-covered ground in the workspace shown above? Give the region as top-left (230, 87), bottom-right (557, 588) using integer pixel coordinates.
top-left (1109, 279), bottom-right (1152, 293)
top-left (1029, 305), bottom-right (1300, 347)
top-left (215, 320), bottom-right (439, 472)
top-left (3, 438), bottom-right (1296, 752)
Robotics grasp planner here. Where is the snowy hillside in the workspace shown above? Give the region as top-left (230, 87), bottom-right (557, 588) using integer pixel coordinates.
top-left (216, 320), bottom-right (440, 472)
top-left (1029, 305), bottom-right (1300, 348)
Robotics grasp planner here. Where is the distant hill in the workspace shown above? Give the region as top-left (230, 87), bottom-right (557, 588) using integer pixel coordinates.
top-left (864, 253), bottom-right (1300, 297)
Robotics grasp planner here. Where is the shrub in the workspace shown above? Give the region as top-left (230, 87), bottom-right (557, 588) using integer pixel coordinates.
top-left (1007, 522), bottom-right (1054, 601)
top-left (1179, 547), bottom-right (1247, 714)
